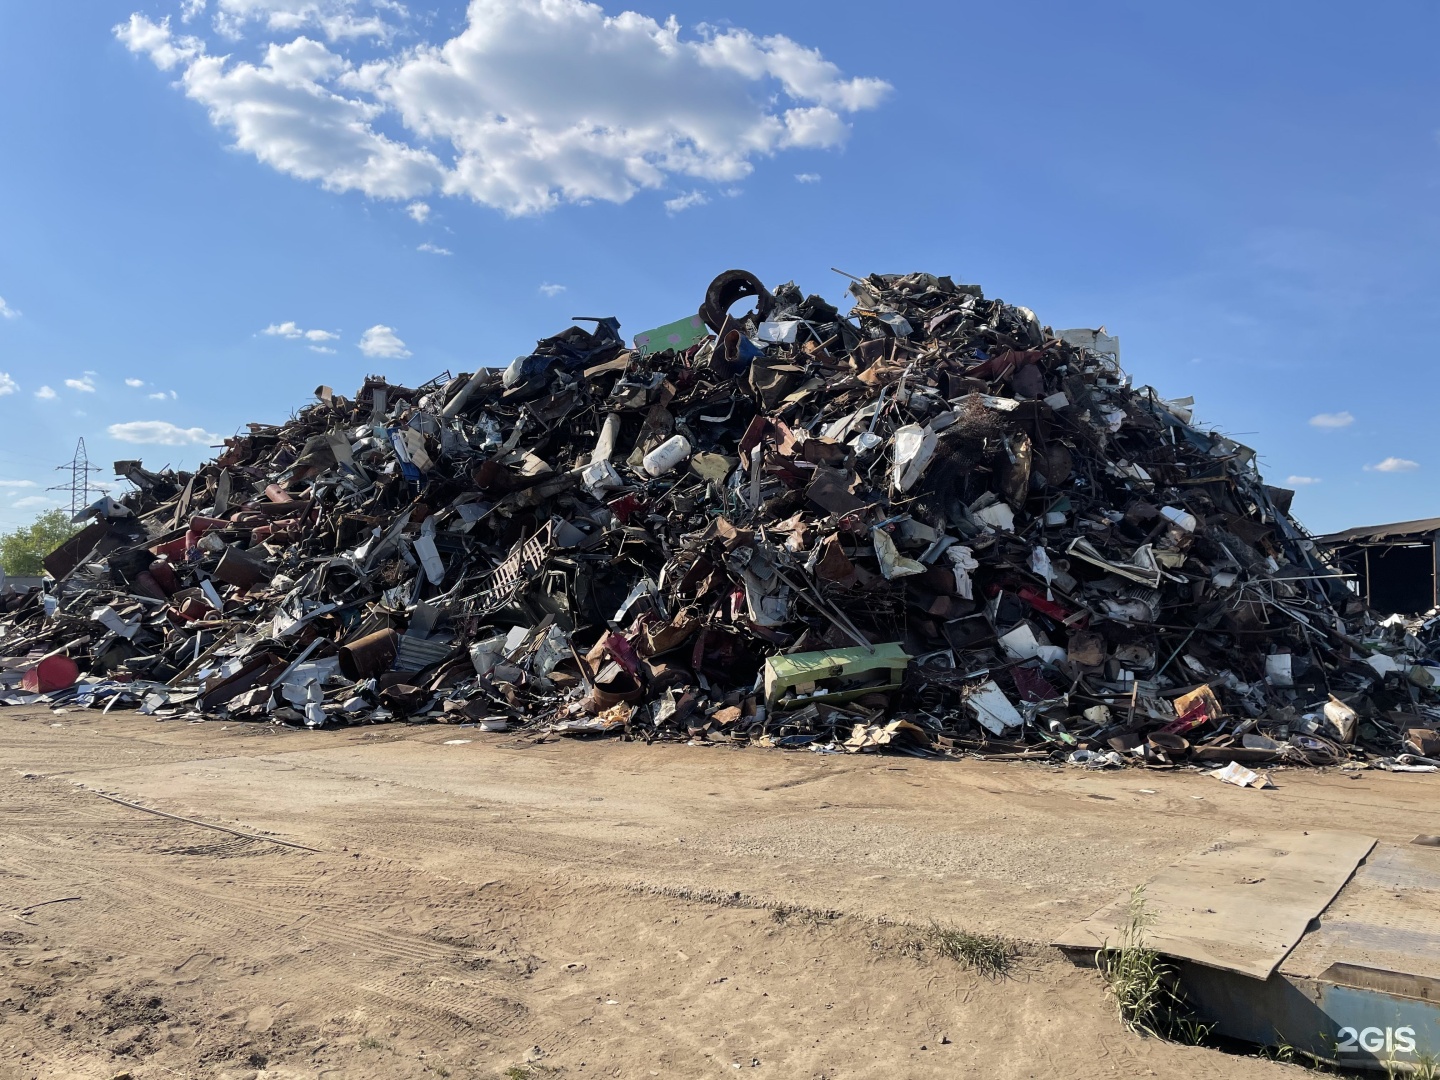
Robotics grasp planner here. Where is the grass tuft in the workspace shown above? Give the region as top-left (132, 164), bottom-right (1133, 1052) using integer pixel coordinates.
top-left (1170, 1013), bottom-right (1216, 1047)
top-left (928, 924), bottom-right (1015, 978)
top-left (1256, 1033), bottom-right (1296, 1064)
top-left (1096, 886), bottom-right (1212, 1044)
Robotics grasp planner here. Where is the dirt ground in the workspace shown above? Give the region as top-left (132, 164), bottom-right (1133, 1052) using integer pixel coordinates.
top-left (2, 707), bottom-right (1435, 1080)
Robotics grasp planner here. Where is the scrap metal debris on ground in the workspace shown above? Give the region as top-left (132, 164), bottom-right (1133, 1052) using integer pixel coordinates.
top-left (2, 268), bottom-right (1437, 774)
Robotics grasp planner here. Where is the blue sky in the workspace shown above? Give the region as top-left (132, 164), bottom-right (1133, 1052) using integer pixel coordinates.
top-left (0, 0), bottom-right (1436, 534)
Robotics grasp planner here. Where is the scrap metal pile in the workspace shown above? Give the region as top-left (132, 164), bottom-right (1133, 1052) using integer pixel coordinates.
top-left (3, 268), bottom-right (1438, 772)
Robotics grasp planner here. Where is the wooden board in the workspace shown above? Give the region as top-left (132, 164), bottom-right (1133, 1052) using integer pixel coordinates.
top-left (1053, 829), bottom-right (1376, 980)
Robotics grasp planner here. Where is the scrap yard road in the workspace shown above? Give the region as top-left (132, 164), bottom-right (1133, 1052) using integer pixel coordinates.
top-left (2, 711), bottom-right (1434, 1080)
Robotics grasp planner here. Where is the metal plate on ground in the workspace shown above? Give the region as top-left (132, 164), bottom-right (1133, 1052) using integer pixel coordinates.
top-left (1053, 829), bottom-right (1376, 980)
top-left (1281, 840), bottom-right (1440, 983)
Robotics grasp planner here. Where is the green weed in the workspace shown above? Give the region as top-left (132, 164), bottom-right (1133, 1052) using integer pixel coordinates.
top-left (1171, 1013), bottom-right (1216, 1047)
top-left (1095, 885), bottom-right (1216, 1045)
top-left (1096, 887), bottom-right (1172, 1036)
top-left (1257, 1036), bottom-right (1296, 1064)
top-left (928, 924), bottom-right (1015, 978)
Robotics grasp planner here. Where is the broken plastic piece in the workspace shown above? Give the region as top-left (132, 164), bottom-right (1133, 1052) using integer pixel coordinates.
top-left (764, 644), bottom-right (908, 710)
top-left (967, 680), bottom-right (1023, 735)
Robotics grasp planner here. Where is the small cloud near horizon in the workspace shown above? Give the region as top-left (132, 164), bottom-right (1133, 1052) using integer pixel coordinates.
top-left (108, 420), bottom-right (217, 446)
top-left (664, 190), bottom-right (708, 214)
top-left (263, 321), bottom-right (338, 342)
top-left (1364, 457), bottom-right (1419, 473)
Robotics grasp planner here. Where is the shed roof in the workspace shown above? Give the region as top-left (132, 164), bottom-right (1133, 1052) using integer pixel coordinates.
top-left (1313, 517), bottom-right (1440, 545)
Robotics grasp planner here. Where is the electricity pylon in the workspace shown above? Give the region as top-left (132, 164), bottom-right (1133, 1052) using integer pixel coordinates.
top-left (47, 437), bottom-right (107, 518)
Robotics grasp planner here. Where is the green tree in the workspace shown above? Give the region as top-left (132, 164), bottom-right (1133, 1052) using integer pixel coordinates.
top-left (0, 508), bottom-right (80, 577)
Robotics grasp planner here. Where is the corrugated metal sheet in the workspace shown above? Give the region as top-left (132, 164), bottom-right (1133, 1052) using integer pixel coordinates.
top-left (394, 634), bottom-right (454, 672)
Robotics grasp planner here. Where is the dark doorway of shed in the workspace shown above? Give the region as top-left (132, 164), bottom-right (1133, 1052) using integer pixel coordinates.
top-left (1366, 543), bottom-right (1435, 615)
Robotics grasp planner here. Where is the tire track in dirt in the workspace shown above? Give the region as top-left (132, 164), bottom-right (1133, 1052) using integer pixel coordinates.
top-left (2, 770), bottom-right (549, 1065)
top-left (5, 897), bottom-right (532, 1070)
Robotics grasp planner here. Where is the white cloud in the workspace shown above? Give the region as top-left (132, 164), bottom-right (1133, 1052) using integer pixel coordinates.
top-left (181, 0), bottom-right (207, 22)
top-left (309, 344), bottom-right (336, 353)
top-left (210, 0), bottom-right (399, 41)
top-left (0, 296), bottom-right (18, 319)
top-left (538, 282), bottom-right (566, 297)
top-left (406, 200), bottom-right (430, 223)
top-left (794, 172), bottom-right (820, 183)
top-left (115, 1), bottom-right (890, 216)
top-left (1286, 475), bottom-right (1321, 485)
top-left (417, 241), bottom-right (452, 255)
top-left (148, 390), bottom-right (179, 400)
top-left (0, 480), bottom-right (37, 489)
top-left (664, 190), bottom-right (709, 214)
top-left (358, 323), bottom-right (410, 358)
top-left (1364, 457), bottom-right (1419, 473)
top-left (0, 373), bottom-right (16, 396)
top-left (114, 13), bottom-right (204, 71)
top-left (34, 385), bottom-right (56, 400)
top-left (264, 320), bottom-right (337, 341)
top-left (125, 377), bottom-right (146, 387)
top-left (1309, 411), bottom-right (1353, 429)
top-left (119, 23), bottom-right (446, 199)
top-left (108, 420), bottom-right (219, 445)
top-left (65, 376), bottom-right (96, 393)
top-left (12, 496), bottom-right (53, 510)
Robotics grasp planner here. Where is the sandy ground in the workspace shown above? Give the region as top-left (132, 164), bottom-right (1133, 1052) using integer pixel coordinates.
top-left (2, 708), bottom-right (1435, 1079)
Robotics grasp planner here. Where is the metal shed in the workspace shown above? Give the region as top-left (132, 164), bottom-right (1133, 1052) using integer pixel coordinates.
top-left (1314, 517), bottom-right (1440, 615)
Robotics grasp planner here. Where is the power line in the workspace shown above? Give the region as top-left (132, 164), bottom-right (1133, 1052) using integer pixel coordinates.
top-left (46, 438), bottom-right (107, 518)
top-left (0, 448), bottom-right (69, 470)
